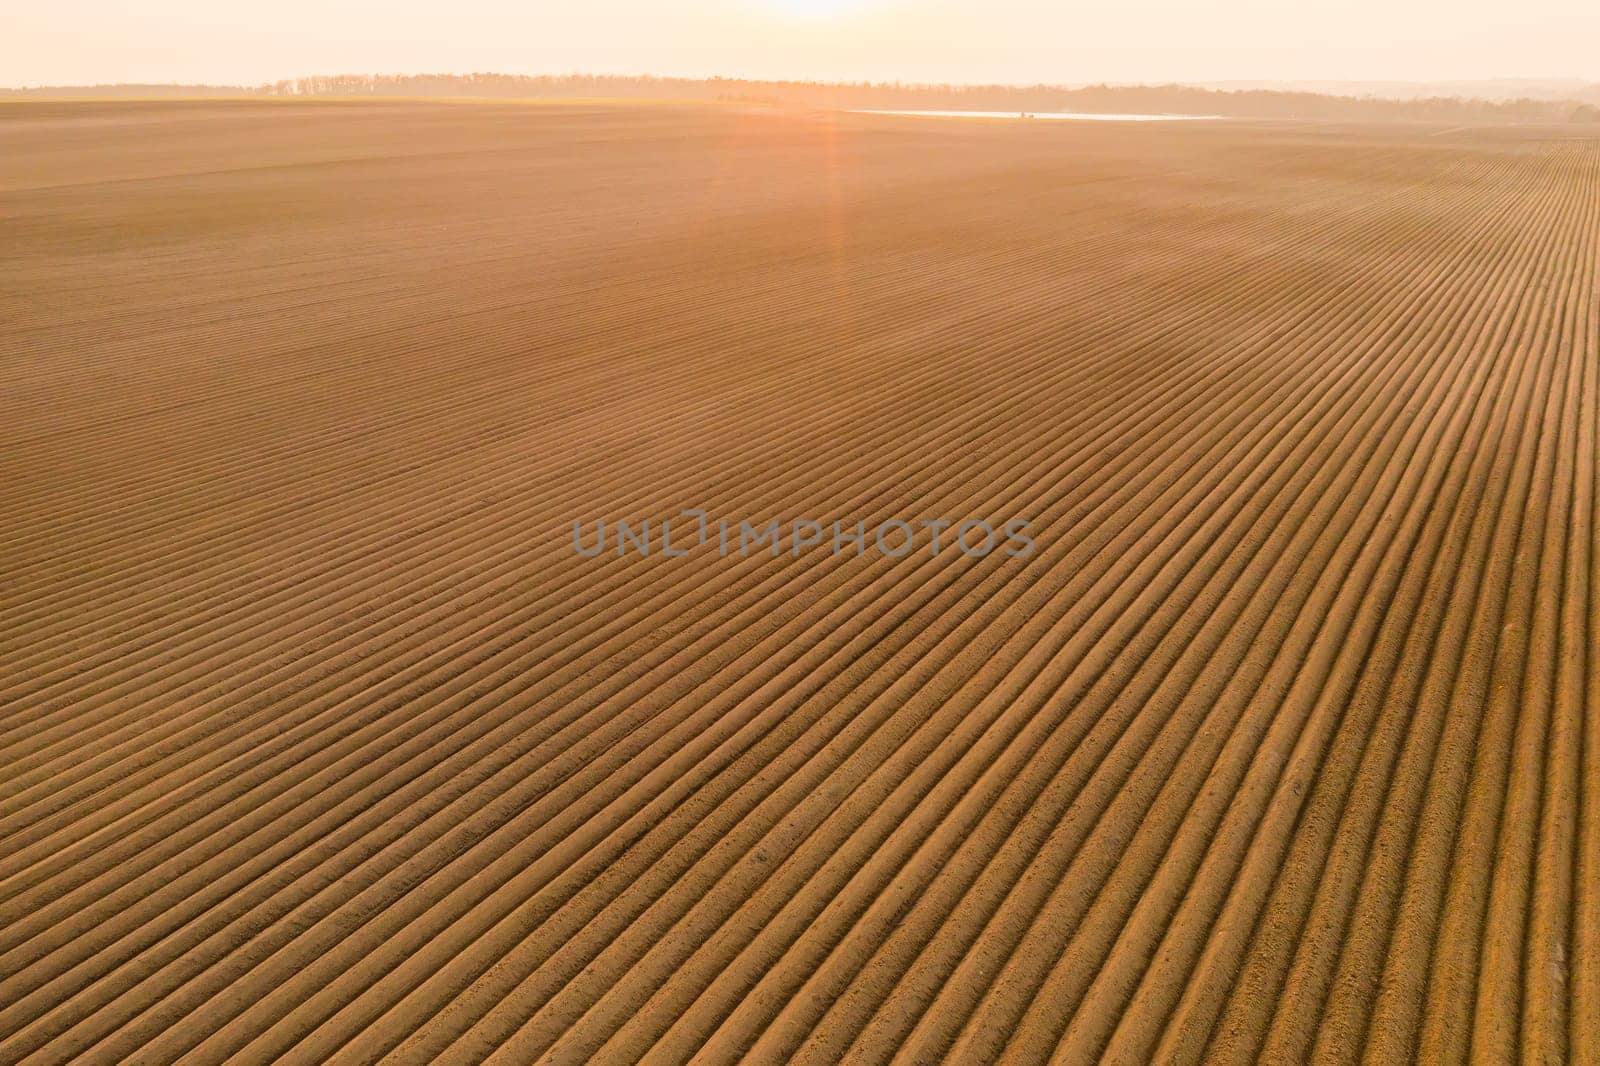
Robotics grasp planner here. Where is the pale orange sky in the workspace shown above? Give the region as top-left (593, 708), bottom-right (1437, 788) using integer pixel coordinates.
top-left (5, 0), bottom-right (1598, 88)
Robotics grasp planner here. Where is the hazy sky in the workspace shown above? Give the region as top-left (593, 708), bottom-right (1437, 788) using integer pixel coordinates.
top-left (6, 0), bottom-right (1599, 88)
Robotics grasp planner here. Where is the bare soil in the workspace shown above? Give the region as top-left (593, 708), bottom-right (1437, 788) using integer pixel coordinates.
top-left (1, 100), bottom-right (1596, 1063)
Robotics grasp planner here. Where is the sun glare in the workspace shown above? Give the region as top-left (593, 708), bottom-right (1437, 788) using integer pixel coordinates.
top-left (763, 0), bottom-right (870, 20)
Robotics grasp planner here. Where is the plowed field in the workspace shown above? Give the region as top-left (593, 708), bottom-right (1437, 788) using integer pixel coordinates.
top-left (2, 101), bottom-right (1597, 1064)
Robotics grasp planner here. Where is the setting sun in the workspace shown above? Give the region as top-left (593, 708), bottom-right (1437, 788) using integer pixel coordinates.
top-left (763, 0), bottom-right (873, 20)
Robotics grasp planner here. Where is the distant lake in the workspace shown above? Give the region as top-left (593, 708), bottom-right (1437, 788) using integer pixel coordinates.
top-left (852, 109), bottom-right (1220, 122)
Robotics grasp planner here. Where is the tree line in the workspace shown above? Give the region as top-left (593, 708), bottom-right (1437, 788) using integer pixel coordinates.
top-left (6, 73), bottom-right (1599, 124)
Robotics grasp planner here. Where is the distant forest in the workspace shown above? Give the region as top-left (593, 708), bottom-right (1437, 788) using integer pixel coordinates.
top-left (7, 73), bottom-right (1600, 124)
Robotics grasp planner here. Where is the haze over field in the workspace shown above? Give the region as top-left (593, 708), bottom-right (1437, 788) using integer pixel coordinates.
top-left (6, 0), bottom-right (1600, 87)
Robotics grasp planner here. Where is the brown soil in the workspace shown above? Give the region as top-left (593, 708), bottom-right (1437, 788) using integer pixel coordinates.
top-left (2, 100), bottom-right (1596, 1064)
